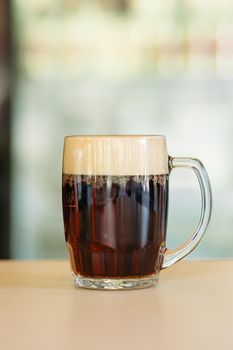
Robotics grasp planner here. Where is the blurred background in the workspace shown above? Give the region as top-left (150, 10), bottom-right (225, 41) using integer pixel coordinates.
top-left (0, 0), bottom-right (233, 259)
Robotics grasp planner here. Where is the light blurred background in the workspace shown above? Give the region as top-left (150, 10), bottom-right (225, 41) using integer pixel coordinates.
top-left (0, 0), bottom-right (233, 259)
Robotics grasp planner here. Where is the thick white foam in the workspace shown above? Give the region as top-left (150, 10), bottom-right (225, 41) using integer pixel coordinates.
top-left (63, 135), bottom-right (168, 175)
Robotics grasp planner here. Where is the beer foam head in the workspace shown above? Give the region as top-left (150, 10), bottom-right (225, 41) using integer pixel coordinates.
top-left (63, 135), bottom-right (168, 175)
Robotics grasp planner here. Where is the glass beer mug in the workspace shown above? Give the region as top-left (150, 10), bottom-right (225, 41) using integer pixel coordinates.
top-left (62, 135), bottom-right (212, 290)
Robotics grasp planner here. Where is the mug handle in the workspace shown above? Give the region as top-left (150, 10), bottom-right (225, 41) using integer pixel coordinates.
top-left (162, 157), bottom-right (212, 269)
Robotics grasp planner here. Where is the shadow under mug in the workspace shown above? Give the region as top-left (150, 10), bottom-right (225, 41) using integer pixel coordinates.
top-left (62, 135), bottom-right (212, 290)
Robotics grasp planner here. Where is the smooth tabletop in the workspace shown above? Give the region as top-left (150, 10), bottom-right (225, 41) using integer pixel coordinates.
top-left (0, 260), bottom-right (233, 350)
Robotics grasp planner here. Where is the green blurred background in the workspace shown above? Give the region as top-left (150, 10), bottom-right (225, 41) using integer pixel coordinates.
top-left (1, 0), bottom-right (233, 259)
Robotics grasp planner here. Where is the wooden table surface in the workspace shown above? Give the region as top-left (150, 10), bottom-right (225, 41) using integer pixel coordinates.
top-left (0, 260), bottom-right (233, 350)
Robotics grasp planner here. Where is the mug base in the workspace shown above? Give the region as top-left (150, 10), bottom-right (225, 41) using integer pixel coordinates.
top-left (72, 273), bottom-right (159, 290)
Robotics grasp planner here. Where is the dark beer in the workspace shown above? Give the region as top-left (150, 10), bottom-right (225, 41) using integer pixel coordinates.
top-left (62, 174), bottom-right (168, 278)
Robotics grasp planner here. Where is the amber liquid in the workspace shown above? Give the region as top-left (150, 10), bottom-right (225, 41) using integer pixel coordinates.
top-left (62, 175), bottom-right (169, 278)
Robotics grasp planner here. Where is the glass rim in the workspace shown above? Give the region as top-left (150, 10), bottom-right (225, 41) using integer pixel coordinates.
top-left (64, 134), bottom-right (166, 139)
